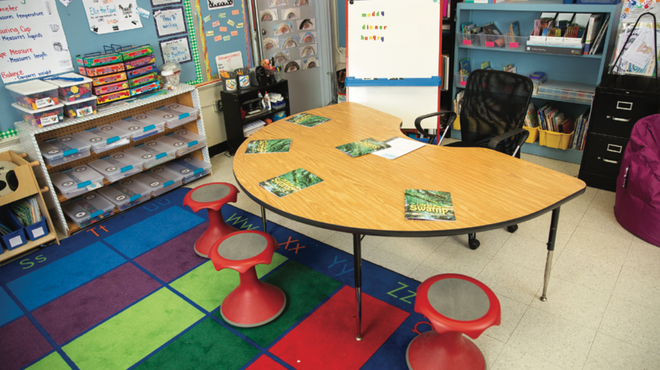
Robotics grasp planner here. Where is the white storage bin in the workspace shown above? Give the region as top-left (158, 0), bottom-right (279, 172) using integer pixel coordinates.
top-left (88, 152), bottom-right (144, 183)
top-left (62, 192), bottom-right (115, 228)
top-left (123, 140), bottom-right (176, 169)
top-left (6, 79), bottom-right (59, 110)
top-left (40, 135), bottom-right (92, 166)
top-left (111, 114), bottom-right (165, 141)
top-left (165, 156), bottom-right (212, 184)
top-left (145, 103), bottom-right (199, 129)
top-left (134, 166), bottom-right (182, 198)
top-left (73, 126), bottom-right (131, 154)
top-left (166, 129), bottom-right (207, 156)
top-left (51, 164), bottom-right (104, 199)
top-left (12, 102), bottom-right (64, 128)
top-left (97, 178), bottom-right (151, 211)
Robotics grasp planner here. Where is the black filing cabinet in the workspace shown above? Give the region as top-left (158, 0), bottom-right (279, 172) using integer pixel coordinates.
top-left (579, 79), bottom-right (659, 191)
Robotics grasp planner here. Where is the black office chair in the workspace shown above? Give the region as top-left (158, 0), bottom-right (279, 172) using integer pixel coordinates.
top-left (415, 69), bottom-right (534, 250)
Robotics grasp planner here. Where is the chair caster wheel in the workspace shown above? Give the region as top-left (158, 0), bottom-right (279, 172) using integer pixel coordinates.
top-left (507, 225), bottom-right (518, 233)
top-left (469, 239), bottom-right (480, 250)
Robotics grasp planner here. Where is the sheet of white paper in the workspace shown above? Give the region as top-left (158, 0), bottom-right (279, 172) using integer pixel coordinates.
top-left (215, 51), bottom-right (244, 73)
top-left (372, 137), bottom-right (426, 160)
top-left (82, 0), bottom-right (143, 35)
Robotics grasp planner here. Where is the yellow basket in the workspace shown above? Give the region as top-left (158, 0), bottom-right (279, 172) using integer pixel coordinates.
top-left (523, 126), bottom-right (539, 143)
top-left (539, 129), bottom-right (574, 150)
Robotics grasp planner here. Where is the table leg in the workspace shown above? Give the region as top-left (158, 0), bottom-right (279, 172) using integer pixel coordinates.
top-left (353, 233), bottom-right (363, 341)
top-left (540, 207), bottom-right (560, 302)
top-left (261, 206), bottom-right (267, 233)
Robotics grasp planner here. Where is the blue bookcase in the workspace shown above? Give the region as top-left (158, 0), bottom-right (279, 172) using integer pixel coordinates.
top-left (452, 1), bottom-right (623, 163)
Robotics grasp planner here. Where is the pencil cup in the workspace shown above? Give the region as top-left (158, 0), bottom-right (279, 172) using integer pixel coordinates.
top-left (273, 71), bottom-right (282, 82)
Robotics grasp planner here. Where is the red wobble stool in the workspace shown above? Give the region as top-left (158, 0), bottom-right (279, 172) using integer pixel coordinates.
top-left (209, 230), bottom-right (286, 327)
top-left (183, 182), bottom-right (239, 258)
top-left (407, 274), bottom-right (501, 370)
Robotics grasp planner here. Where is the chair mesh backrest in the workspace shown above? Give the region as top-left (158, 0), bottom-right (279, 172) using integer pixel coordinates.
top-left (460, 69), bottom-right (533, 156)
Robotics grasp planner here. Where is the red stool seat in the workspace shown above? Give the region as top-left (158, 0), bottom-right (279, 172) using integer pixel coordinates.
top-left (209, 230), bottom-right (286, 327)
top-left (407, 274), bottom-right (501, 370)
top-left (183, 182), bottom-right (239, 258)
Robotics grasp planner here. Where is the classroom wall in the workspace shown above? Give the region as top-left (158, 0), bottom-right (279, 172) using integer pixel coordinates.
top-left (0, 0), bottom-right (252, 132)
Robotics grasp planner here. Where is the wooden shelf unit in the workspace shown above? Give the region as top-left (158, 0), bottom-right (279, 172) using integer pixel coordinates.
top-left (16, 85), bottom-right (211, 235)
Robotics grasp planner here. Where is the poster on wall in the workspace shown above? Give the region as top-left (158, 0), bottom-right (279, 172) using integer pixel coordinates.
top-left (160, 36), bottom-right (193, 64)
top-left (208, 0), bottom-right (233, 11)
top-left (153, 7), bottom-right (187, 37)
top-left (215, 51), bottom-right (243, 73)
top-left (0, 0), bottom-right (74, 84)
top-left (151, 0), bottom-right (182, 6)
top-left (82, 0), bottom-right (143, 34)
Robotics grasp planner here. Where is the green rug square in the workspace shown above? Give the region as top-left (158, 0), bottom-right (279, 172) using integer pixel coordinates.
top-left (27, 352), bottom-right (70, 370)
top-left (170, 253), bottom-right (287, 312)
top-left (63, 288), bottom-right (204, 370)
top-left (133, 317), bottom-right (260, 370)
top-left (215, 260), bottom-right (342, 347)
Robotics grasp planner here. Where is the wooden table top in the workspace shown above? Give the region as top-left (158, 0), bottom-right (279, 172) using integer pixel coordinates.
top-left (233, 102), bottom-right (587, 236)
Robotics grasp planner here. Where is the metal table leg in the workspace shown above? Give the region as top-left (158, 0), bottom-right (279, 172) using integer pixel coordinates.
top-left (353, 233), bottom-right (362, 341)
top-left (261, 206), bottom-right (267, 233)
top-left (540, 207), bottom-right (560, 302)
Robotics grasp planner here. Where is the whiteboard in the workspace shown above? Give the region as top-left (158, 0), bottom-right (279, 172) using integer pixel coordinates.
top-left (349, 86), bottom-right (439, 129)
top-left (346, 0), bottom-right (441, 79)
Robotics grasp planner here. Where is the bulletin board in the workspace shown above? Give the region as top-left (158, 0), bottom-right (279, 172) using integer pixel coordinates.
top-left (0, 0), bottom-right (252, 132)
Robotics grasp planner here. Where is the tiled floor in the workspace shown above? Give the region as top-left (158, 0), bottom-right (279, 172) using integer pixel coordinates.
top-left (186, 150), bottom-right (660, 370)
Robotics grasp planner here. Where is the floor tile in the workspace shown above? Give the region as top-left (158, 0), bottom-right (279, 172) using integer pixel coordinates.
top-left (552, 248), bottom-right (623, 294)
top-left (583, 332), bottom-right (660, 370)
top-left (491, 346), bottom-right (565, 370)
top-left (483, 295), bottom-right (527, 343)
top-left (477, 259), bottom-right (544, 305)
top-left (472, 334), bottom-right (505, 369)
top-left (493, 233), bottom-right (554, 272)
top-left (419, 236), bottom-right (493, 278)
top-left (363, 248), bottom-right (420, 277)
top-left (368, 236), bottom-right (445, 265)
top-left (599, 297), bottom-right (660, 355)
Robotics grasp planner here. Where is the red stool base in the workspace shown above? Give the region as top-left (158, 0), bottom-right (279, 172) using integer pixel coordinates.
top-left (220, 279), bottom-right (287, 328)
top-left (194, 220), bottom-right (238, 258)
top-left (406, 331), bottom-right (485, 370)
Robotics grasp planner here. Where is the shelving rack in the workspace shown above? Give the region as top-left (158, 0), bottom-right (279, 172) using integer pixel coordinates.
top-left (16, 84), bottom-right (211, 235)
top-left (452, 1), bottom-right (622, 164)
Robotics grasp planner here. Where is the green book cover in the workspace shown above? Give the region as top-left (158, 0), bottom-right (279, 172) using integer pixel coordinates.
top-left (286, 113), bottom-right (330, 127)
top-left (335, 138), bottom-right (391, 158)
top-left (245, 139), bottom-right (292, 154)
top-left (259, 168), bottom-right (323, 198)
top-left (404, 189), bottom-right (456, 221)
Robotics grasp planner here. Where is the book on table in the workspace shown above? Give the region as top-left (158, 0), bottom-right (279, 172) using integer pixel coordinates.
top-left (245, 139), bottom-right (292, 154)
top-left (404, 189), bottom-right (456, 221)
top-left (259, 168), bottom-right (323, 198)
top-left (335, 138), bottom-right (390, 158)
top-left (286, 113), bottom-right (330, 127)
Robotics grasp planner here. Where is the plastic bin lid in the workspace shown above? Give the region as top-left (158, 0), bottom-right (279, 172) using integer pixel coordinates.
top-left (12, 102), bottom-right (64, 114)
top-left (73, 126), bottom-right (129, 146)
top-left (114, 115), bottom-right (164, 133)
top-left (96, 123), bottom-right (131, 137)
top-left (135, 171), bottom-right (175, 191)
top-left (98, 179), bottom-right (150, 204)
top-left (88, 152), bottom-right (144, 177)
top-left (166, 156), bottom-right (211, 177)
top-left (128, 113), bottom-right (166, 126)
top-left (172, 129), bottom-right (205, 143)
top-left (40, 135), bottom-right (91, 159)
top-left (51, 165), bottom-right (104, 191)
top-left (165, 103), bottom-right (198, 115)
top-left (62, 95), bottom-right (98, 106)
top-left (62, 192), bottom-right (114, 223)
top-left (144, 107), bottom-right (189, 124)
top-left (43, 73), bottom-right (93, 88)
top-left (124, 141), bottom-right (175, 160)
top-left (149, 164), bottom-right (185, 182)
top-left (5, 79), bottom-right (58, 94)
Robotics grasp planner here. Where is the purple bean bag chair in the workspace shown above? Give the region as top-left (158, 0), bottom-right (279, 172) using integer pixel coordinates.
top-left (614, 113), bottom-right (660, 247)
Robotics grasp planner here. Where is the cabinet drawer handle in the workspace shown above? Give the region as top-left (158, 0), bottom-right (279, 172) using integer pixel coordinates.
top-left (603, 158), bottom-right (619, 164)
top-left (612, 117), bottom-right (630, 122)
top-left (607, 144), bottom-right (623, 153)
top-left (616, 101), bottom-right (633, 110)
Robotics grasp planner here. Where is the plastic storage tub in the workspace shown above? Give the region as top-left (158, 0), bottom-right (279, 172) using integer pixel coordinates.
top-left (51, 164), bottom-right (104, 199)
top-left (88, 152), bottom-right (145, 182)
top-left (46, 73), bottom-right (93, 102)
top-left (73, 126), bottom-right (131, 154)
top-left (12, 103), bottom-right (64, 128)
top-left (62, 96), bottom-right (98, 119)
top-left (112, 115), bottom-right (166, 141)
top-left (134, 166), bottom-right (182, 198)
top-left (40, 135), bottom-right (92, 166)
top-left (5, 79), bottom-right (59, 110)
top-left (124, 140), bottom-right (177, 169)
top-left (165, 156), bottom-right (212, 184)
top-left (145, 104), bottom-right (199, 129)
top-left (97, 177), bottom-right (151, 211)
top-left (163, 129), bottom-right (207, 156)
top-left (62, 192), bottom-right (115, 228)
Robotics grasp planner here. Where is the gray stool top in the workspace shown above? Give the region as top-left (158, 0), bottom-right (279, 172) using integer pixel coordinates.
top-left (217, 233), bottom-right (268, 261)
top-left (191, 183), bottom-right (231, 203)
top-left (428, 278), bottom-right (490, 321)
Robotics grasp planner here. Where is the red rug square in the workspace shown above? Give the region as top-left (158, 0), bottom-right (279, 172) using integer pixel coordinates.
top-left (247, 354), bottom-right (288, 370)
top-left (269, 285), bottom-right (409, 369)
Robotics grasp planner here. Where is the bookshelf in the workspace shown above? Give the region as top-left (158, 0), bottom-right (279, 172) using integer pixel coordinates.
top-left (452, 1), bottom-right (622, 164)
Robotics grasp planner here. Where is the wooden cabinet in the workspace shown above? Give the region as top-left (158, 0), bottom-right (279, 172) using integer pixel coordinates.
top-left (16, 84), bottom-right (211, 235)
top-left (221, 80), bottom-right (290, 155)
top-left (0, 151), bottom-right (59, 262)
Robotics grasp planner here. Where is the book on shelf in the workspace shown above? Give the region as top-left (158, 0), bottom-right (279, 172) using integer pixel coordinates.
top-left (459, 58), bottom-right (471, 76)
top-left (335, 138), bottom-right (391, 158)
top-left (259, 168), bottom-right (323, 198)
top-left (483, 22), bottom-right (505, 47)
top-left (584, 13), bottom-right (604, 55)
top-left (404, 189), bottom-right (456, 222)
top-left (589, 14), bottom-right (610, 55)
top-left (524, 102), bottom-right (540, 128)
top-left (510, 21), bottom-right (520, 37)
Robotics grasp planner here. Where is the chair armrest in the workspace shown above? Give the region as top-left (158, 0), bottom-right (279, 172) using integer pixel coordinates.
top-left (414, 111), bottom-right (457, 145)
top-left (487, 128), bottom-right (530, 155)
